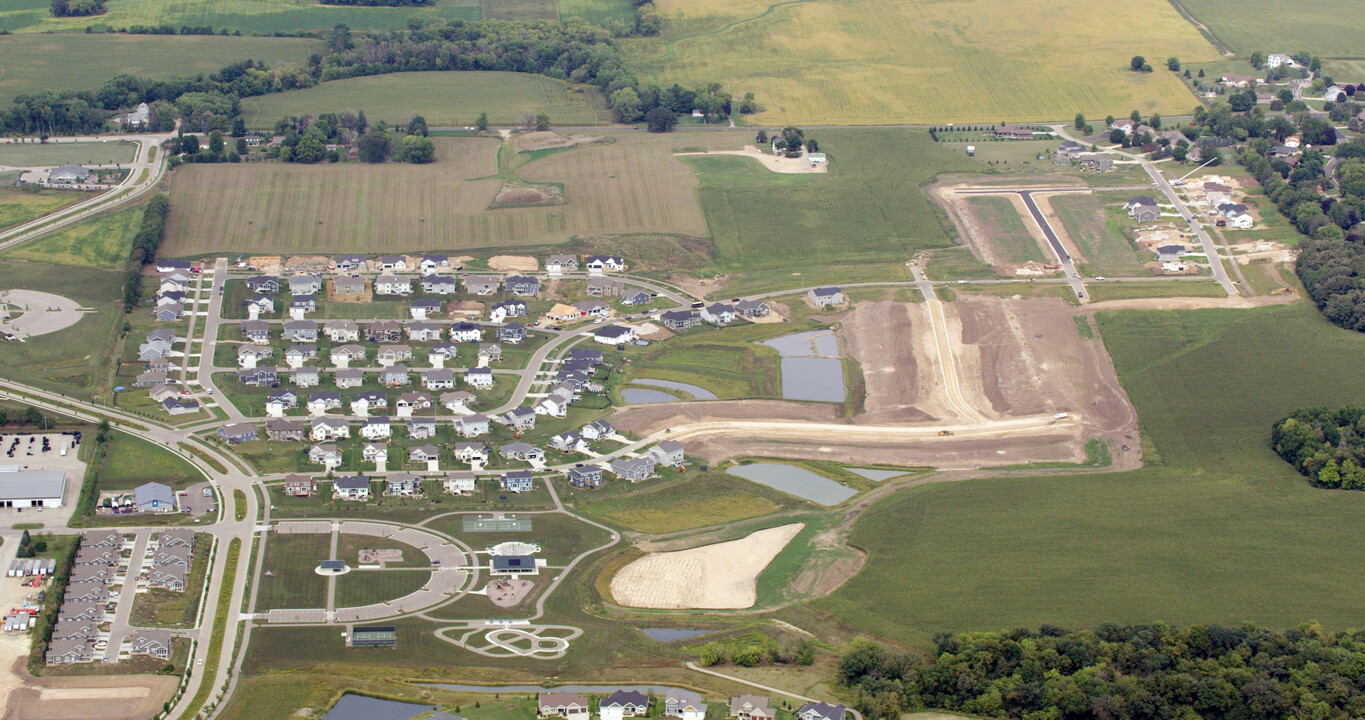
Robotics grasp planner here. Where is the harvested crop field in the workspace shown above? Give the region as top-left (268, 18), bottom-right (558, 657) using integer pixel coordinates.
top-left (610, 523), bottom-right (804, 608)
top-left (162, 131), bottom-right (730, 255)
top-left (625, 0), bottom-right (1218, 125)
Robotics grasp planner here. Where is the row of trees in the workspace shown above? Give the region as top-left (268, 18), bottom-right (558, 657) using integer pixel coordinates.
top-left (756, 127), bottom-right (816, 156)
top-left (0, 20), bottom-right (743, 136)
top-left (839, 624), bottom-right (1365, 720)
top-left (50, 0), bottom-right (106, 16)
top-left (1272, 406), bottom-right (1365, 489)
top-left (123, 195), bottom-right (170, 312)
top-left (14, 530), bottom-right (48, 559)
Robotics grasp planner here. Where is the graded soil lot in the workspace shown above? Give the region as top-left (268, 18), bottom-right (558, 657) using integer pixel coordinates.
top-left (612, 297), bottom-right (1137, 468)
top-left (2, 668), bottom-right (177, 720)
top-left (163, 130), bottom-right (736, 255)
top-left (241, 71), bottom-right (608, 128)
top-left (610, 523), bottom-right (804, 608)
top-left (624, 0), bottom-right (1218, 125)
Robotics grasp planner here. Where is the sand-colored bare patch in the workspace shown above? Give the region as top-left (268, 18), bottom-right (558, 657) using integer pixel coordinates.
top-left (248, 255), bottom-right (282, 275)
top-left (489, 182), bottom-right (565, 209)
top-left (675, 146), bottom-right (828, 174)
top-left (4, 664), bottom-right (176, 720)
top-left (610, 523), bottom-right (804, 609)
top-left (514, 131), bottom-right (609, 152)
top-left (488, 255), bottom-right (539, 272)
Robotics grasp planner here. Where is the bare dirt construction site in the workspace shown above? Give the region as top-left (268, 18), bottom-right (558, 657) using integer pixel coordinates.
top-left (609, 523), bottom-right (804, 609)
top-left (612, 297), bottom-right (1138, 469)
top-left (1, 660), bottom-right (176, 720)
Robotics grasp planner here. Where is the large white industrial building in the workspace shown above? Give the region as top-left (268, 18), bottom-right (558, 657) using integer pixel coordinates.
top-left (0, 467), bottom-right (67, 508)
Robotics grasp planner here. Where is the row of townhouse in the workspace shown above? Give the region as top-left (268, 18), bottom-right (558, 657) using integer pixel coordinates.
top-left (47, 531), bottom-right (168, 665)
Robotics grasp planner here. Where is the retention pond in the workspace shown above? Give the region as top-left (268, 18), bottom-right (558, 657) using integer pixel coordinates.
top-left (727, 462), bottom-right (856, 505)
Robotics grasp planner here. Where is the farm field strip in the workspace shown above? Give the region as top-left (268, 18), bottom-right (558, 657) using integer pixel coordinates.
top-left (0, 0), bottom-right (479, 34)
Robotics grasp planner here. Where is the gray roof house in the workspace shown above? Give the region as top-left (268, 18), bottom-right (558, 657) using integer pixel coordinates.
top-left (666, 690), bottom-right (707, 720)
top-left (566, 465), bottom-right (603, 488)
top-left (808, 287), bottom-right (843, 306)
top-left (610, 457), bottom-right (655, 482)
top-left (217, 423), bottom-right (258, 444)
top-left (135, 482), bottom-right (178, 513)
top-left (283, 320), bottom-right (318, 342)
top-left (797, 703), bottom-right (846, 720)
top-left (290, 274), bottom-right (323, 295)
top-left (645, 440), bottom-right (685, 467)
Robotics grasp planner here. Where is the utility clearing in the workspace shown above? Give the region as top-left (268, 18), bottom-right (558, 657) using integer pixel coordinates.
top-left (610, 523), bottom-right (804, 609)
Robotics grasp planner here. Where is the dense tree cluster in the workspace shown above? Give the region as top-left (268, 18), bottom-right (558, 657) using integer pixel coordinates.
top-left (0, 20), bottom-right (738, 136)
top-left (1272, 406), bottom-right (1365, 488)
top-left (50, 0), bottom-right (106, 17)
top-left (123, 195), bottom-right (170, 312)
top-left (840, 624), bottom-right (1365, 720)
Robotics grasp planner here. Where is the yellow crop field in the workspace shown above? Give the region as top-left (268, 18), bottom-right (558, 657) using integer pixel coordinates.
top-left (161, 131), bottom-right (745, 255)
top-left (625, 0), bottom-right (1222, 125)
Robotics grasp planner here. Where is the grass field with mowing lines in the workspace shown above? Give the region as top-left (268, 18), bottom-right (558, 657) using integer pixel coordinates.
top-left (817, 302), bottom-right (1365, 647)
top-left (0, 188), bottom-right (83, 232)
top-left (0, 141), bottom-right (136, 167)
top-left (1085, 280), bottom-right (1226, 302)
top-left (0, 34), bottom-right (319, 105)
top-left (693, 129), bottom-right (979, 277)
top-left (3, 206), bottom-right (140, 269)
top-left (964, 196), bottom-right (1046, 264)
top-left (1048, 194), bottom-right (1145, 277)
top-left (624, 0), bottom-right (1218, 125)
top-left (482, 0), bottom-right (558, 21)
top-left (241, 71), bottom-right (607, 129)
top-left (559, 0), bottom-right (635, 24)
top-left (576, 472), bottom-right (787, 533)
top-left (257, 533), bottom-right (330, 611)
top-left (1172, 0), bottom-right (1365, 57)
top-left (335, 569), bottom-right (431, 607)
top-left (165, 129), bottom-right (739, 255)
top-left (0, 0), bottom-right (478, 35)
top-left (0, 262), bottom-right (124, 398)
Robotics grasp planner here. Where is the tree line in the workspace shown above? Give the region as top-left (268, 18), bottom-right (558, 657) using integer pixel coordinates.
top-left (1272, 406), bottom-right (1365, 489)
top-left (0, 19), bottom-right (745, 137)
top-left (50, 0), bottom-right (106, 17)
top-left (123, 195), bottom-right (170, 312)
top-left (839, 624), bottom-right (1365, 720)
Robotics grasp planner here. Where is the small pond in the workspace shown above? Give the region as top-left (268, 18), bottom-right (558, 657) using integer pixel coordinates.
top-left (633, 378), bottom-right (719, 400)
top-left (323, 694), bottom-right (434, 720)
top-left (760, 331), bottom-right (845, 402)
top-left (426, 683), bottom-right (689, 695)
top-left (846, 467), bottom-right (909, 482)
top-left (727, 462), bottom-right (856, 505)
top-left (640, 627), bottom-right (714, 642)
top-left (621, 388), bottom-right (683, 404)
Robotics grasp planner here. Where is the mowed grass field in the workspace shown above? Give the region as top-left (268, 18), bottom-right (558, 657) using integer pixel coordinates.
top-left (0, 261), bottom-right (124, 398)
top-left (3, 206), bottom-right (141, 269)
top-left (241, 72), bottom-right (608, 129)
top-left (623, 0), bottom-right (1219, 125)
top-left (1174, 0), bottom-right (1365, 57)
top-left (815, 302), bottom-right (1365, 647)
top-left (0, 141), bottom-right (136, 167)
top-left (963, 196), bottom-right (1046, 264)
top-left (0, 0), bottom-right (478, 34)
top-left (257, 534), bottom-right (331, 611)
top-left (0, 187), bottom-right (84, 232)
top-left (577, 472), bottom-right (786, 533)
top-left (1047, 194), bottom-right (1146, 277)
top-left (163, 129), bottom-right (745, 255)
top-left (0, 35), bottom-right (318, 105)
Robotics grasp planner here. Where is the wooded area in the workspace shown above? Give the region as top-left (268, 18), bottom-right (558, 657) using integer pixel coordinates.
top-left (1272, 405), bottom-right (1365, 489)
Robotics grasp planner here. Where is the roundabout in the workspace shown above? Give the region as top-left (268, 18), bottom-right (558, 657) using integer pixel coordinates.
top-left (0, 289), bottom-right (87, 339)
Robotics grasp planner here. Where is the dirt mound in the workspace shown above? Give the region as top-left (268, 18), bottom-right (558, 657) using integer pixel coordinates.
top-left (283, 255), bottom-right (329, 273)
top-left (515, 131), bottom-right (609, 153)
top-left (488, 255), bottom-right (539, 272)
top-left (610, 524), bottom-right (804, 609)
top-left (489, 182), bottom-right (564, 209)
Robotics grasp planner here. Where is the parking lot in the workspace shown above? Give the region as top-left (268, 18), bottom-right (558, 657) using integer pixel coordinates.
top-left (0, 432), bottom-right (88, 528)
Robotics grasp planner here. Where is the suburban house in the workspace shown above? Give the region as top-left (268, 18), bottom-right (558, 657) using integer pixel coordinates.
top-left (593, 325), bottom-right (635, 345)
top-left (283, 475), bottom-right (316, 497)
top-left (736, 300), bottom-right (770, 319)
top-left (290, 275), bottom-right (322, 296)
top-left (238, 366), bottom-right (278, 387)
top-left (410, 298), bottom-right (442, 319)
top-left (993, 125), bottom-right (1035, 140)
top-left (581, 419), bottom-right (614, 441)
top-left (395, 391), bottom-right (431, 416)
top-left (463, 275), bottom-right (501, 295)
top-left (154, 304), bottom-right (184, 322)
top-left (600, 691), bottom-right (650, 720)
top-left (574, 300), bottom-right (610, 318)
top-left (291, 366), bottom-right (321, 388)
top-left (267, 419), bottom-right (307, 442)
top-left (335, 255), bottom-right (367, 272)
top-left (808, 287), bottom-right (843, 306)
top-left (283, 320), bottom-right (318, 342)
top-left (311, 417), bottom-right (350, 441)
top-left (134, 370), bottom-right (168, 388)
top-left (306, 391), bottom-right (342, 414)
top-left (407, 321), bottom-right (443, 342)
top-left (478, 343), bottom-right (502, 364)
top-left (386, 473), bottom-right (421, 495)
top-left (1219, 202), bottom-right (1253, 228)
top-left (457, 414), bottom-right (490, 437)
top-left (217, 423), bottom-right (258, 445)
top-left (1055, 140), bottom-right (1085, 163)
top-left (489, 300), bottom-right (527, 322)
top-left (422, 274), bottom-right (458, 295)
top-left (442, 391), bottom-right (475, 412)
top-left (429, 342), bottom-right (461, 366)
top-left (243, 295), bottom-right (274, 318)
top-left (333, 475), bottom-right (372, 501)
top-left (586, 277), bottom-right (624, 297)
top-left (450, 322), bottom-right (483, 342)
top-left (362, 443), bottom-right (387, 463)
top-left (377, 344), bottom-right (414, 366)
top-left (380, 365), bottom-right (411, 386)
top-left (375, 274), bottom-right (414, 296)
top-left (377, 255), bottom-right (407, 271)
top-left (325, 320), bottom-right (361, 342)
top-left (161, 398), bottom-right (200, 415)
top-left (797, 703), bottom-right (846, 720)
top-left (333, 277), bottom-right (366, 298)
top-left (730, 696), bottom-right (775, 720)
top-left (420, 254), bottom-right (450, 273)
top-left (546, 254), bottom-right (579, 273)
top-left (610, 456), bottom-right (655, 482)
top-left (584, 255), bottom-right (626, 272)
top-left (331, 345), bottom-right (367, 368)
top-left (284, 344), bottom-right (318, 367)
top-left (465, 367), bottom-right (495, 389)
top-left (566, 465), bottom-right (603, 488)
top-left (335, 368), bottom-right (364, 389)
top-left (550, 431), bottom-right (587, 453)
top-left (701, 302), bottom-right (737, 325)
top-left (419, 368), bottom-right (455, 390)
top-left (502, 406), bottom-right (537, 430)
top-left (242, 320), bottom-right (271, 344)
top-left (266, 390), bottom-right (298, 415)
top-left (545, 303), bottom-right (582, 323)
top-left (504, 275), bottom-right (542, 297)
top-left (498, 322), bottom-right (528, 344)
top-left (444, 473), bottom-right (477, 494)
top-left (130, 630), bottom-right (173, 660)
top-left (309, 443), bottom-right (343, 468)
top-left (246, 276), bottom-right (281, 294)
top-left (361, 416), bottom-right (393, 439)
top-left (660, 310), bottom-right (701, 330)
top-left (501, 469), bottom-right (536, 492)
top-left (535, 386), bottom-right (575, 418)
top-left (453, 442), bottom-right (488, 463)
top-left (500, 442), bottom-right (546, 463)
top-left (408, 416), bottom-right (438, 440)
top-left (538, 693), bottom-right (590, 720)
top-left (1266, 53), bottom-right (1295, 68)
top-left (353, 390), bottom-right (388, 412)
top-left (666, 690), bottom-right (707, 720)
top-left (1126, 197), bottom-right (1160, 222)
top-left (621, 289), bottom-right (651, 306)
top-left (645, 440), bottom-right (686, 468)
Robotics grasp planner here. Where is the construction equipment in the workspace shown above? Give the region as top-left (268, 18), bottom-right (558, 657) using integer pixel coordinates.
top-left (938, 430), bottom-right (954, 436)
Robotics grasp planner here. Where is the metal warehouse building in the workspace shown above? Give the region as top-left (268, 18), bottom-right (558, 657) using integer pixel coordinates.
top-left (0, 467), bottom-right (66, 508)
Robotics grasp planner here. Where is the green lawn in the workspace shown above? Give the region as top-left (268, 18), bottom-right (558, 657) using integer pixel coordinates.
top-left (963, 196), bottom-right (1046, 264)
top-left (334, 569), bottom-right (430, 608)
top-left (0, 187), bottom-right (85, 232)
top-left (1049, 195), bottom-right (1145, 277)
top-left (0, 141), bottom-right (136, 167)
top-left (692, 129), bottom-right (980, 279)
top-left (256, 533), bottom-right (331, 611)
top-left (3, 206), bottom-right (141, 269)
top-left (241, 71), bottom-right (608, 129)
top-left (816, 302), bottom-right (1365, 647)
top-left (0, 261), bottom-right (125, 398)
top-left (425, 511), bottom-right (610, 565)
top-left (335, 533), bottom-right (429, 568)
top-left (1086, 280), bottom-right (1226, 302)
top-left (0, 34), bottom-right (319, 105)
top-left (130, 534), bottom-right (211, 626)
top-left (0, 0), bottom-right (478, 34)
top-left (573, 471), bottom-right (788, 533)
top-left (100, 432), bottom-right (206, 491)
